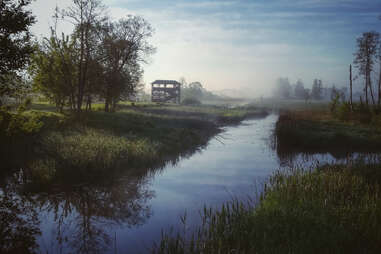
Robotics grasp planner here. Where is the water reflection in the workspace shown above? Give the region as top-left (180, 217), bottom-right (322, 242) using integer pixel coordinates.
top-left (0, 167), bottom-right (156, 254)
top-left (0, 171), bottom-right (40, 254)
top-left (270, 123), bottom-right (381, 167)
top-left (0, 125), bottom-right (209, 254)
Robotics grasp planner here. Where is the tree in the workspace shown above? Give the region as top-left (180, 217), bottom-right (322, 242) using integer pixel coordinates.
top-left (61, 0), bottom-right (106, 112)
top-left (0, 0), bottom-right (36, 105)
top-left (294, 79), bottom-right (306, 99)
top-left (311, 79), bottom-right (323, 100)
top-left (377, 42), bottom-right (381, 106)
top-left (99, 16), bottom-right (155, 112)
top-left (274, 78), bottom-right (291, 99)
top-left (354, 31), bottom-right (380, 106)
top-left (30, 33), bottom-right (78, 112)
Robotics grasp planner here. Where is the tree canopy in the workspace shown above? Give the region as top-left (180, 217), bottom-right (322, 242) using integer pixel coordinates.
top-left (0, 0), bottom-right (35, 104)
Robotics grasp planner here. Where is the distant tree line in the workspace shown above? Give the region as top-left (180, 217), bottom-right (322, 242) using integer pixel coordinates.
top-left (0, 0), bottom-right (155, 113)
top-left (273, 77), bottom-right (347, 102)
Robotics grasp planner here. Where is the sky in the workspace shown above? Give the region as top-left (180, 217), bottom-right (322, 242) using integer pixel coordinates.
top-left (30, 0), bottom-right (381, 97)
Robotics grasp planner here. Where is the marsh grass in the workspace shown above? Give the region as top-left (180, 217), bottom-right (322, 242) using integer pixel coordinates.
top-left (2, 103), bottom-right (267, 184)
top-left (275, 111), bottom-right (381, 151)
top-left (153, 162), bottom-right (381, 254)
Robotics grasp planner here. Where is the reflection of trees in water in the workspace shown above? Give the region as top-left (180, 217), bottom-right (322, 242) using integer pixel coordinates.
top-left (0, 172), bottom-right (41, 254)
top-left (0, 136), bottom-right (205, 254)
top-left (36, 172), bottom-right (154, 254)
top-left (0, 168), bottom-right (154, 254)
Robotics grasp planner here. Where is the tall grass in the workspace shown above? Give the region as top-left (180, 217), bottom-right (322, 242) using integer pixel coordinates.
top-left (153, 163), bottom-right (381, 254)
top-left (2, 103), bottom-right (267, 185)
top-left (275, 111), bottom-right (381, 151)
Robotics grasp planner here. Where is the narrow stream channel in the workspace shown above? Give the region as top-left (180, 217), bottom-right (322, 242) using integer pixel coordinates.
top-left (2, 114), bottom-right (353, 253)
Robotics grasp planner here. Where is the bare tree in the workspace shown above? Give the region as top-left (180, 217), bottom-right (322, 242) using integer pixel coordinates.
top-left (354, 31), bottom-right (380, 106)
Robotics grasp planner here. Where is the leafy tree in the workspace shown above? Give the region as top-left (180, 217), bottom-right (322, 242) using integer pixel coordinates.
top-left (0, 0), bottom-right (36, 105)
top-left (99, 16), bottom-right (155, 112)
top-left (30, 2), bottom-right (154, 113)
top-left (30, 33), bottom-right (78, 112)
top-left (354, 31), bottom-right (380, 106)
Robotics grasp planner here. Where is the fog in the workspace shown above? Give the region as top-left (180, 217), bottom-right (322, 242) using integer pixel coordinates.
top-left (30, 0), bottom-right (381, 98)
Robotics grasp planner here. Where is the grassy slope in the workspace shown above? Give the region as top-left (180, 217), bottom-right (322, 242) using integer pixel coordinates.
top-left (1, 103), bottom-right (267, 184)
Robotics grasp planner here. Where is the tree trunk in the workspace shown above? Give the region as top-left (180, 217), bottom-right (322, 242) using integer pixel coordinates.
top-left (378, 62), bottom-right (381, 106)
top-left (369, 75), bottom-right (376, 105)
top-left (350, 64), bottom-right (353, 110)
top-left (365, 78), bottom-right (369, 106)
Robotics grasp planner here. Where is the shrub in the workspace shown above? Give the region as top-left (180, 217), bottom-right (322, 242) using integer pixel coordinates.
top-left (336, 102), bottom-right (352, 121)
top-left (182, 97), bottom-right (201, 105)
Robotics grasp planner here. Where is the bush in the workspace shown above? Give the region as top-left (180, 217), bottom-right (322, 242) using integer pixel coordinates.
top-left (336, 102), bottom-right (352, 121)
top-left (181, 97), bottom-right (201, 105)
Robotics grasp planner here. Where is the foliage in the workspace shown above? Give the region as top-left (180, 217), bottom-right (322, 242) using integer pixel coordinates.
top-left (0, 108), bottom-right (44, 137)
top-left (30, 34), bottom-right (77, 111)
top-left (336, 101), bottom-right (352, 121)
top-left (0, 0), bottom-right (35, 105)
top-left (29, 2), bottom-right (155, 113)
top-left (0, 0), bottom-right (35, 76)
top-left (181, 80), bottom-right (221, 102)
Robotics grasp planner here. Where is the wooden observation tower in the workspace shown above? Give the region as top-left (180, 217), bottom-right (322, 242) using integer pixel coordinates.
top-left (151, 80), bottom-right (181, 103)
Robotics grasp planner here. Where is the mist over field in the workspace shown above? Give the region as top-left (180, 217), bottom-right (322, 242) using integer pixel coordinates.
top-left (29, 0), bottom-right (381, 98)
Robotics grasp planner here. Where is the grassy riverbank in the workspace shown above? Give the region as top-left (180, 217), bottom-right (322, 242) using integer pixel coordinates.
top-left (152, 99), bottom-right (381, 253)
top-left (267, 99), bottom-right (381, 152)
top-left (0, 103), bottom-right (267, 185)
top-left (154, 161), bottom-right (381, 254)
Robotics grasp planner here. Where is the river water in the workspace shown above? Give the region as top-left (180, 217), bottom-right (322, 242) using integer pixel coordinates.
top-left (1, 114), bottom-right (351, 253)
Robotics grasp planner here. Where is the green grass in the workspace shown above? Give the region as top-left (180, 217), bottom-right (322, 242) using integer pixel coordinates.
top-left (153, 162), bottom-right (381, 254)
top-left (1, 102), bottom-right (268, 185)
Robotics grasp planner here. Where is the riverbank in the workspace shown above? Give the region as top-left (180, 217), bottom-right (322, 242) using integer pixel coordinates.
top-left (0, 103), bottom-right (268, 185)
top-left (154, 160), bottom-right (381, 254)
top-left (261, 99), bottom-right (381, 153)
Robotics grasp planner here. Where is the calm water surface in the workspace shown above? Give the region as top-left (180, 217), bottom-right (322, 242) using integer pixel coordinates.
top-left (1, 114), bottom-right (350, 253)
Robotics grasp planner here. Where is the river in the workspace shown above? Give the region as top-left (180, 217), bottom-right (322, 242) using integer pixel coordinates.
top-left (0, 114), bottom-right (352, 253)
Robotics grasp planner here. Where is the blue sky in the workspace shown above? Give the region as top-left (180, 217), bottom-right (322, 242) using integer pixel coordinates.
top-left (31, 0), bottom-right (381, 97)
